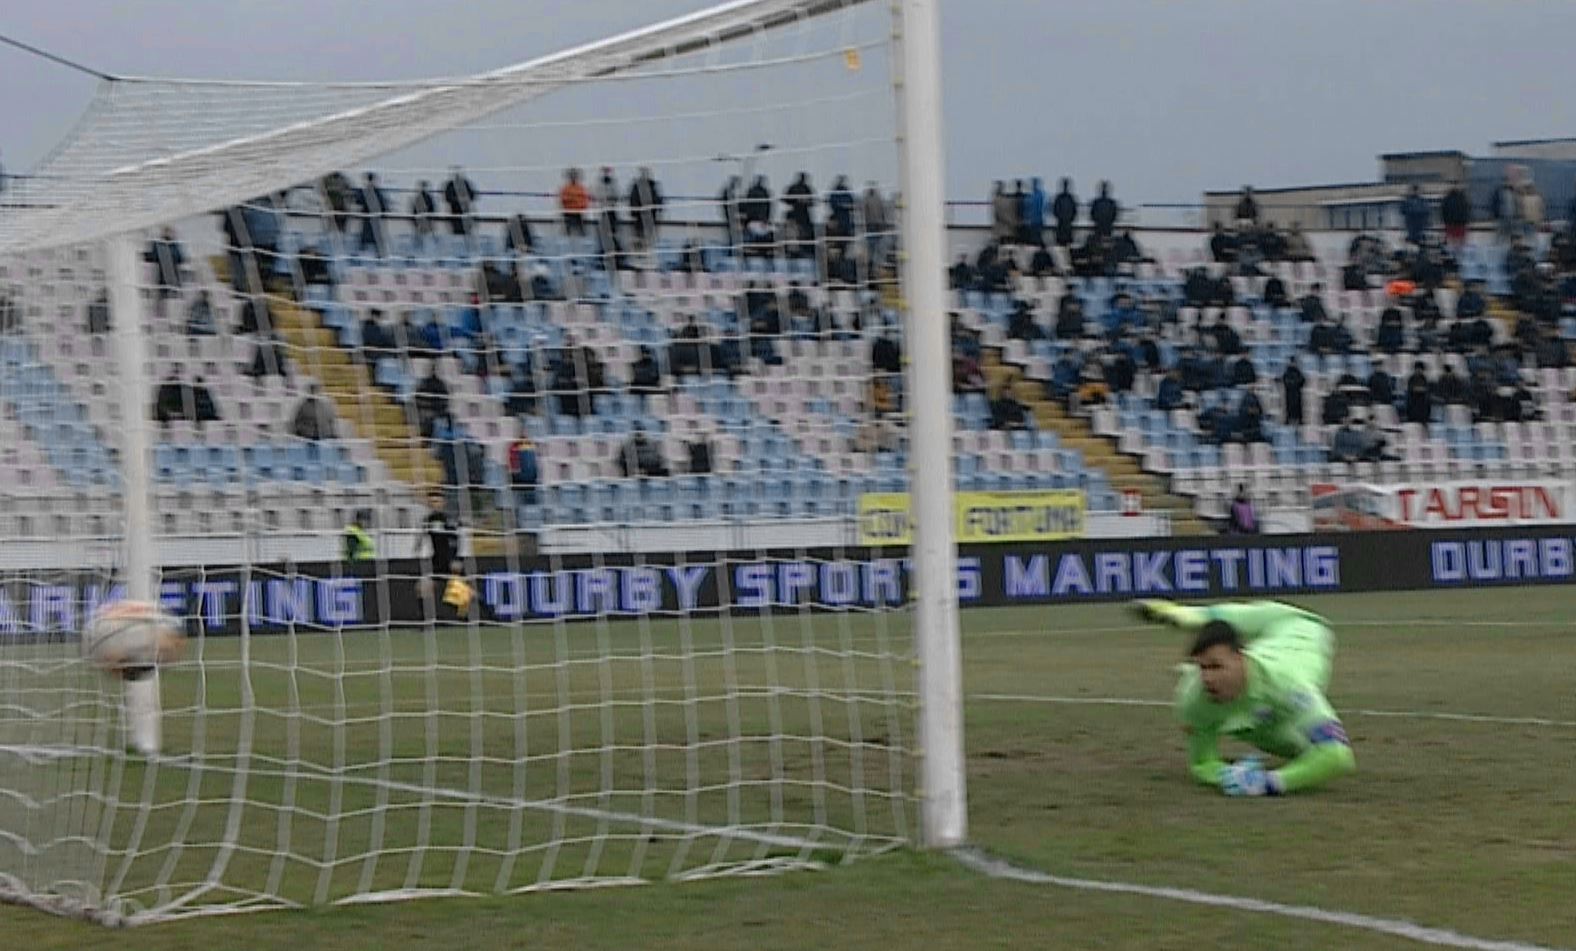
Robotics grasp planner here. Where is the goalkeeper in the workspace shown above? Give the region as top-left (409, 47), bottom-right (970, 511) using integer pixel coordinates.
top-left (1131, 599), bottom-right (1356, 797)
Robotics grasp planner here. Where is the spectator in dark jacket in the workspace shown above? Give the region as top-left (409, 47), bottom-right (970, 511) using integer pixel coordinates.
top-left (1281, 359), bottom-right (1305, 425)
top-left (1089, 181), bottom-right (1118, 238)
top-left (1156, 368), bottom-right (1185, 411)
top-left (1404, 364), bottom-right (1432, 425)
top-left (1441, 185), bottom-right (1471, 250)
top-left (1209, 223), bottom-right (1238, 264)
top-left (358, 173), bottom-right (390, 255)
top-left (1369, 368), bottom-right (1396, 407)
top-left (411, 180), bottom-right (438, 242)
top-left (1051, 178), bottom-right (1078, 247)
top-left (1234, 186), bottom-right (1259, 225)
top-left (1401, 185), bottom-right (1431, 246)
top-left (1299, 285), bottom-right (1328, 323)
top-left (445, 167), bottom-right (477, 236)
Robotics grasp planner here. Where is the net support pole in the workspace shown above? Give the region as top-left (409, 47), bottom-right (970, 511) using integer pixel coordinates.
top-left (896, 0), bottom-right (966, 848)
top-left (105, 232), bottom-right (162, 755)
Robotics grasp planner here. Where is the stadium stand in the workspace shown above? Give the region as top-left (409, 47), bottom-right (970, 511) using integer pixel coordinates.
top-left (3, 169), bottom-right (1573, 541)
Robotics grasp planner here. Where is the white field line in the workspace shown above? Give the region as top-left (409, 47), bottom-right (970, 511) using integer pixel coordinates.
top-left (953, 848), bottom-right (1571, 951)
top-left (146, 681), bottom-right (1576, 731)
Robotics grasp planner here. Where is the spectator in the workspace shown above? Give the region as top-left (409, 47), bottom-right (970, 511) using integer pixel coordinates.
top-left (1360, 419), bottom-right (1394, 462)
top-left (619, 426), bottom-right (669, 478)
top-left (1330, 420), bottom-right (1365, 462)
top-left (1368, 367), bottom-right (1396, 408)
top-left (153, 371), bottom-right (185, 428)
top-left (687, 435), bottom-right (713, 474)
top-left (1493, 168), bottom-right (1522, 243)
top-left (629, 345), bottom-right (663, 395)
top-left (0, 293), bottom-right (18, 335)
top-left (291, 382), bottom-right (336, 441)
top-left (1044, 298), bottom-right (1082, 345)
top-left (1281, 358), bottom-right (1305, 425)
top-left (1297, 284), bottom-right (1328, 324)
top-left (1234, 186), bottom-right (1259, 226)
top-left (743, 175), bottom-right (773, 227)
top-left (988, 380), bottom-right (1029, 431)
top-left (1237, 390), bottom-right (1266, 442)
top-left (1207, 314), bottom-right (1242, 355)
top-left (1209, 222), bottom-right (1238, 265)
top-left (1051, 178), bottom-right (1078, 247)
top-left (190, 377), bottom-right (218, 428)
top-left (1156, 367), bottom-right (1185, 411)
top-left (783, 173), bottom-right (816, 250)
top-left (1401, 185), bottom-right (1430, 246)
top-left (1321, 387), bottom-right (1350, 426)
top-left (359, 309), bottom-right (393, 363)
top-left (444, 166), bottom-right (477, 236)
top-left (827, 175), bottom-right (856, 242)
top-left (1262, 274), bottom-right (1290, 309)
top-left (1331, 316), bottom-right (1355, 354)
top-left (1456, 280), bottom-right (1487, 320)
top-left (1404, 363), bottom-right (1433, 425)
top-left (1029, 244), bottom-right (1057, 278)
top-left (990, 181), bottom-right (1016, 243)
top-left (1520, 174), bottom-right (1545, 238)
top-left (321, 172), bottom-right (355, 234)
top-left (1441, 184), bottom-right (1471, 251)
top-left (411, 179), bottom-right (438, 242)
top-left (863, 181), bottom-right (893, 263)
top-left (595, 166), bottom-right (623, 259)
top-left (872, 332), bottom-right (901, 375)
top-left (358, 172), bottom-right (390, 255)
top-left (186, 290), bottom-right (216, 336)
top-left (1089, 181), bottom-right (1118, 238)
top-left (1021, 177), bottom-right (1048, 246)
top-left (504, 358), bottom-right (539, 416)
top-left (1102, 343), bottom-right (1137, 393)
top-left (145, 227), bottom-right (185, 297)
top-left (508, 434), bottom-right (539, 504)
top-left (87, 291), bottom-right (111, 334)
top-left (1435, 365), bottom-right (1468, 406)
top-left (1375, 307), bottom-right (1405, 354)
top-left (719, 175), bottom-right (744, 249)
top-left (415, 361), bottom-right (451, 438)
top-left (1007, 300), bottom-right (1044, 341)
top-left (1229, 355), bottom-right (1257, 386)
top-left (627, 167), bottom-right (664, 252)
top-left (559, 168), bottom-right (590, 237)
top-left (1226, 485), bottom-right (1258, 534)
top-left (952, 351), bottom-right (985, 394)
top-left (1283, 222), bottom-right (1315, 263)
top-left (950, 254), bottom-right (977, 291)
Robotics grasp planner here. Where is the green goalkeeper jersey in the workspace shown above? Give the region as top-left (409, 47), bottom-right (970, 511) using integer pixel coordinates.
top-left (1169, 601), bottom-right (1356, 793)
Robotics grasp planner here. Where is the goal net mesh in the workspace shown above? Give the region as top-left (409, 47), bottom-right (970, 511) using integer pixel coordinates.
top-left (0, 0), bottom-right (922, 923)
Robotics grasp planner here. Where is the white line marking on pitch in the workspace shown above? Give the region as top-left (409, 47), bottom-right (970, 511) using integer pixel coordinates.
top-left (969, 694), bottom-right (1576, 729)
top-left (953, 848), bottom-right (1570, 951)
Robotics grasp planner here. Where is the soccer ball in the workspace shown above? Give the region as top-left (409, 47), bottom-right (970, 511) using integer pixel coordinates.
top-left (82, 601), bottom-right (186, 674)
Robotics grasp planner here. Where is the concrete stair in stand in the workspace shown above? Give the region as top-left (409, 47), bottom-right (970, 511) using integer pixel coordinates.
top-left (983, 350), bottom-right (1209, 536)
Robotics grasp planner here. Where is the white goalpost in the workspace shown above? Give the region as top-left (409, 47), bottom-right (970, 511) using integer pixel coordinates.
top-left (0, 0), bottom-right (962, 924)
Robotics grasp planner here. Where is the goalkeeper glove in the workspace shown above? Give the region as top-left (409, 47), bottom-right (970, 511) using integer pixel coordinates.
top-left (1129, 598), bottom-right (1181, 626)
top-left (1220, 757), bottom-right (1283, 797)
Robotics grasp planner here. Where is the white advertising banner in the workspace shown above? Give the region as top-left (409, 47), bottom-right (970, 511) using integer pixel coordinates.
top-left (1310, 480), bottom-right (1574, 531)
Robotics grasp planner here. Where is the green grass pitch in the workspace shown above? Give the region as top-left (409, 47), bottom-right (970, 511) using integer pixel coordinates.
top-left (3, 587), bottom-right (1573, 949)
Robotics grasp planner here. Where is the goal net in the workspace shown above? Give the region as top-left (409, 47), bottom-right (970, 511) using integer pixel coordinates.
top-left (0, 0), bottom-right (961, 924)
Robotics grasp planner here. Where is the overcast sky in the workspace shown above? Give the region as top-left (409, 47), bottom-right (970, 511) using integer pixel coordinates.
top-left (4, 0), bottom-right (1576, 206)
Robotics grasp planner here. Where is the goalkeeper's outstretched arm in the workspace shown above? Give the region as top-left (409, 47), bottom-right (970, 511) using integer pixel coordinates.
top-left (1133, 599), bottom-right (1321, 643)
